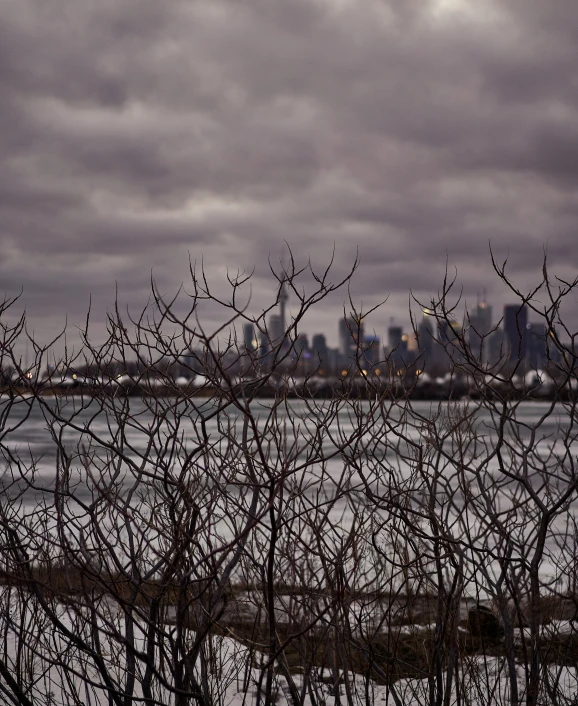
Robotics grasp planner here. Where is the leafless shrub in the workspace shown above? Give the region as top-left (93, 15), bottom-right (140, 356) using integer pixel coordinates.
top-left (0, 254), bottom-right (577, 705)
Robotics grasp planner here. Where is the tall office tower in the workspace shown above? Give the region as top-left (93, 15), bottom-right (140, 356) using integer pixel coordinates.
top-left (487, 328), bottom-right (504, 367)
top-left (294, 333), bottom-right (309, 353)
top-left (338, 316), bottom-right (365, 362)
top-left (240, 323), bottom-right (257, 375)
top-left (527, 322), bottom-right (547, 370)
top-left (503, 304), bottom-right (528, 366)
top-left (278, 280), bottom-right (289, 337)
top-left (292, 333), bottom-right (311, 375)
top-left (438, 319), bottom-right (463, 370)
top-left (387, 326), bottom-right (404, 352)
top-left (243, 323), bottom-right (256, 351)
top-left (269, 314), bottom-right (284, 345)
top-left (417, 308), bottom-right (437, 365)
top-left (338, 317), bottom-right (350, 358)
top-left (311, 333), bottom-right (328, 362)
top-left (363, 335), bottom-right (381, 367)
top-left (257, 330), bottom-right (272, 370)
top-left (387, 325), bottom-right (406, 371)
top-left (469, 293), bottom-right (493, 362)
top-left (438, 319), bottom-right (460, 345)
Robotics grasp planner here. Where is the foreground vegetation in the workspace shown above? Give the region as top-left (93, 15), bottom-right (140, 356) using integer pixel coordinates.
top-left (1, 255), bottom-right (578, 705)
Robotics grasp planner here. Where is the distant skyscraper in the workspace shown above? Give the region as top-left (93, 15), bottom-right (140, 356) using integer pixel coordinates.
top-left (363, 335), bottom-right (381, 367)
top-left (259, 329), bottom-right (269, 353)
top-left (438, 319), bottom-right (461, 345)
top-left (387, 325), bottom-right (406, 370)
top-left (487, 328), bottom-right (505, 367)
top-left (311, 333), bottom-right (328, 362)
top-left (269, 314), bottom-right (284, 344)
top-left (295, 333), bottom-right (309, 353)
top-left (417, 309), bottom-right (437, 366)
top-left (387, 326), bottom-right (404, 352)
top-left (503, 304), bottom-right (528, 366)
top-left (278, 280), bottom-right (289, 338)
top-left (338, 318), bottom-right (349, 358)
top-left (338, 316), bottom-right (364, 363)
top-left (258, 329), bottom-right (272, 369)
top-left (527, 322), bottom-right (547, 370)
top-left (243, 323), bottom-right (256, 351)
top-left (240, 323), bottom-right (257, 375)
top-left (469, 293), bottom-right (493, 362)
top-left (438, 319), bottom-right (463, 369)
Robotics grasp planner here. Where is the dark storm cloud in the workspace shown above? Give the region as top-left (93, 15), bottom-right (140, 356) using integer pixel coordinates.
top-left (1, 0), bottom-right (578, 345)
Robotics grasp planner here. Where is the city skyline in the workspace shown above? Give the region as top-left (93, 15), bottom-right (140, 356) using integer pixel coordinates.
top-left (252, 281), bottom-right (558, 354)
top-left (233, 283), bottom-right (556, 377)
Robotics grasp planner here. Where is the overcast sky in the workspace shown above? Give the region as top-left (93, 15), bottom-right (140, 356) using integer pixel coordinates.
top-left (2, 0), bottom-right (578, 351)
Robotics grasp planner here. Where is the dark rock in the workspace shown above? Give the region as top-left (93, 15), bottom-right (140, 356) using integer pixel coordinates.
top-left (467, 604), bottom-right (504, 640)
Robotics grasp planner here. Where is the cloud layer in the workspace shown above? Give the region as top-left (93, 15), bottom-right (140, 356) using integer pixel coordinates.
top-left (2, 0), bottom-right (578, 346)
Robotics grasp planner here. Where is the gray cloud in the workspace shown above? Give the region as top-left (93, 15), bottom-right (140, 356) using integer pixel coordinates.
top-left (1, 0), bottom-right (578, 349)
